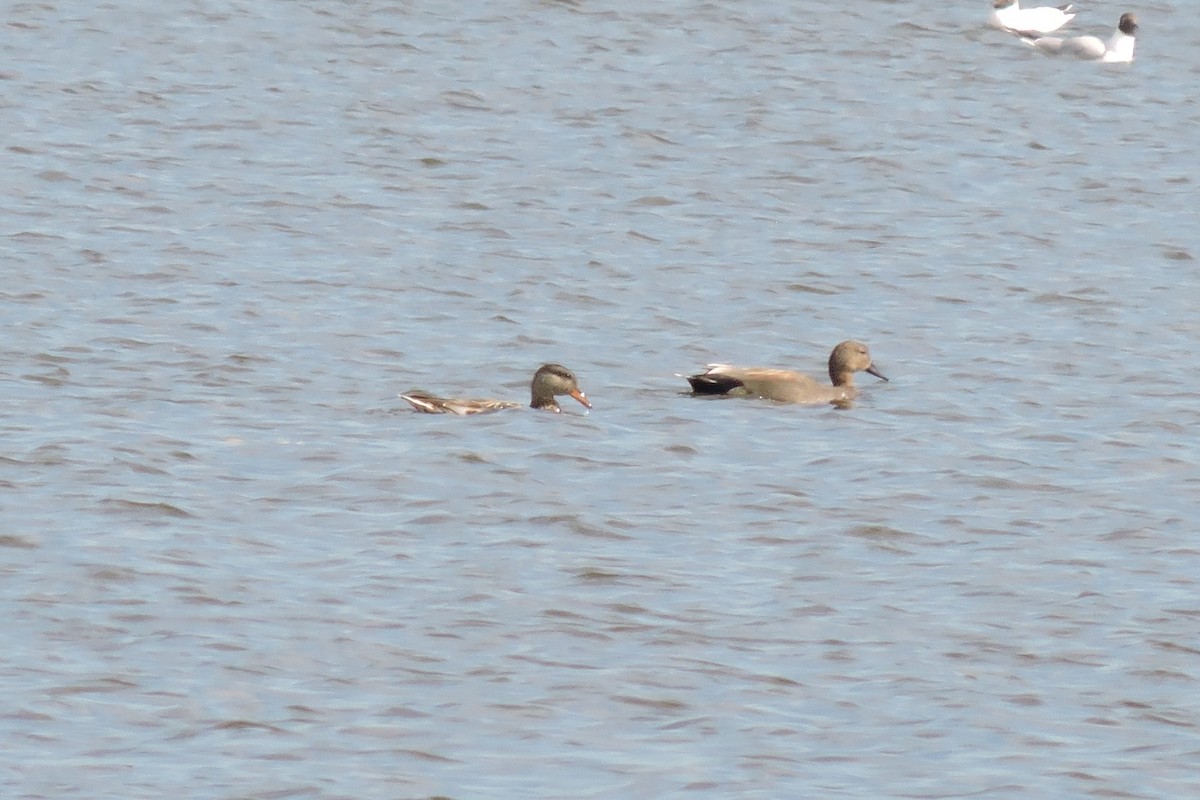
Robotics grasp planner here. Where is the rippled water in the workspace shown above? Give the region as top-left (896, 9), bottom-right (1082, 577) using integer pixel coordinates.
top-left (3, 1), bottom-right (1199, 798)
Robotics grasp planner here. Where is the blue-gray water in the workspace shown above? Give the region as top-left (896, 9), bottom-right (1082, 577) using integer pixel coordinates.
top-left (3, 2), bottom-right (1199, 798)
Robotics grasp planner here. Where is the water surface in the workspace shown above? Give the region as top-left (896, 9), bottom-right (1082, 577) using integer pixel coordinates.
top-left (2, 2), bottom-right (1199, 798)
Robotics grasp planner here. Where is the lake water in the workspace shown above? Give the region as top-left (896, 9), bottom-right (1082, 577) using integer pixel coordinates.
top-left (3, 1), bottom-right (1199, 798)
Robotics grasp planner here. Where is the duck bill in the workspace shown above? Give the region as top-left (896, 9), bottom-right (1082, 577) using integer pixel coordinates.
top-left (866, 365), bottom-right (889, 382)
top-left (569, 388), bottom-right (592, 409)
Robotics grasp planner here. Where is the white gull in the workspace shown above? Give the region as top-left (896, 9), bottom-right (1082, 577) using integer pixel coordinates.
top-left (1023, 12), bottom-right (1137, 63)
top-left (989, 0), bottom-right (1076, 35)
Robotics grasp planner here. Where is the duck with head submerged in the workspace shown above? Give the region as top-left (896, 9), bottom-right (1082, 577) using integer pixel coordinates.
top-left (686, 340), bottom-right (888, 406)
top-left (401, 363), bottom-right (591, 415)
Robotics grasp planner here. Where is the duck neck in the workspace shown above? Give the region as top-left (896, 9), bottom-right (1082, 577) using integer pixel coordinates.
top-left (529, 391), bottom-right (561, 412)
top-left (829, 369), bottom-right (855, 388)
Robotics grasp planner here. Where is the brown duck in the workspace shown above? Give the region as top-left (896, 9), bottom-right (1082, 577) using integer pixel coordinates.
top-left (401, 363), bottom-right (592, 415)
top-left (686, 340), bottom-right (888, 405)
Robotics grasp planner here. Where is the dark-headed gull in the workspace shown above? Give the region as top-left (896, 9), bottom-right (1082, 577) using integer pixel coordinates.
top-left (1022, 12), bottom-right (1137, 62)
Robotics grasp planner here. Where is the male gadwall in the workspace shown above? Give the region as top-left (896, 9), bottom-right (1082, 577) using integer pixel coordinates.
top-left (1023, 12), bottom-right (1137, 62)
top-left (401, 363), bottom-right (592, 415)
top-left (686, 340), bottom-right (888, 405)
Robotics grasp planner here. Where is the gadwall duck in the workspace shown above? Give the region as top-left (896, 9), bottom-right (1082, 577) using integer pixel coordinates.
top-left (1022, 12), bottom-right (1137, 62)
top-left (686, 340), bottom-right (888, 405)
top-left (401, 363), bottom-right (592, 415)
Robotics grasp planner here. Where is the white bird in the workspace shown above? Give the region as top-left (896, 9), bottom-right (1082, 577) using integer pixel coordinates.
top-left (1023, 12), bottom-right (1138, 62)
top-left (989, 0), bottom-right (1076, 35)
